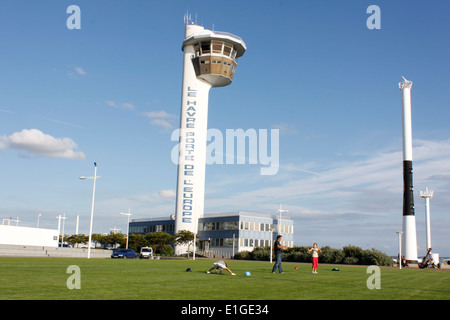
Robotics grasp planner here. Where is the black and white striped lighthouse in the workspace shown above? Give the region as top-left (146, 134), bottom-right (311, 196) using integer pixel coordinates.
top-left (399, 76), bottom-right (418, 262)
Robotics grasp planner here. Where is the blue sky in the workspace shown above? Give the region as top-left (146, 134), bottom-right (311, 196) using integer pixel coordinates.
top-left (1, 1), bottom-right (449, 256)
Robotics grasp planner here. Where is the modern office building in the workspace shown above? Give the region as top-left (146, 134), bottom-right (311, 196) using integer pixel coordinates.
top-left (129, 212), bottom-right (294, 258)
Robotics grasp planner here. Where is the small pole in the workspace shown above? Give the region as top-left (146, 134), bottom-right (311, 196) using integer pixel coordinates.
top-left (396, 231), bottom-right (403, 269)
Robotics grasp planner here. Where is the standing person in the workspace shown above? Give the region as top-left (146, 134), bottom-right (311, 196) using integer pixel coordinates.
top-left (207, 260), bottom-right (236, 275)
top-left (272, 235), bottom-right (288, 273)
top-left (308, 243), bottom-right (322, 274)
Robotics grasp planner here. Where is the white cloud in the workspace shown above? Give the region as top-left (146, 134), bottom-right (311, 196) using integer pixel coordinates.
top-left (271, 123), bottom-right (298, 135)
top-left (150, 119), bottom-right (174, 131)
top-left (212, 138), bottom-right (450, 213)
top-left (142, 110), bottom-right (176, 119)
top-left (105, 100), bottom-right (116, 107)
top-left (74, 67), bottom-right (86, 76)
top-left (0, 129), bottom-right (85, 160)
top-left (67, 66), bottom-right (87, 78)
top-left (142, 110), bottom-right (178, 131)
top-left (158, 189), bottom-right (176, 199)
top-left (105, 100), bottom-right (135, 110)
top-left (121, 102), bottom-right (134, 110)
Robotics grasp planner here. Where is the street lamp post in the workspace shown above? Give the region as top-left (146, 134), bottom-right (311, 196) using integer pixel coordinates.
top-left (61, 213), bottom-right (67, 247)
top-left (193, 232), bottom-right (196, 261)
top-left (396, 231), bottom-right (403, 270)
top-left (56, 214), bottom-right (62, 245)
top-left (420, 187), bottom-right (434, 252)
top-left (269, 228), bottom-right (273, 264)
top-left (55, 214), bottom-right (67, 246)
top-left (120, 208), bottom-right (132, 249)
top-left (80, 162), bottom-right (100, 259)
top-left (277, 204), bottom-right (288, 236)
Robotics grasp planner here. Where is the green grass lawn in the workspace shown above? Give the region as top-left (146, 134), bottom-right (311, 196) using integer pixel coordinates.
top-left (0, 257), bottom-right (449, 300)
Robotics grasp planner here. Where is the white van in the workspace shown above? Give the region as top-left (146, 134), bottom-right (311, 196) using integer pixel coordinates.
top-left (139, 247), bottom-right (153, 259)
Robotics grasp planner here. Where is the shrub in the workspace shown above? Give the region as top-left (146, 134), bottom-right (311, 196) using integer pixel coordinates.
top-left (360, 248), bottom-right (394, 266)
top-left (234, 250), bottom-right (251, 260)
top-left (233, 244), bottom-right (393, 266)
top-left (320, 246), bottom-right (345, 264)
top-left (251, 247), bottom-right (271, 260)
top-left (287, 251), bottom-right (309, 262)
top-left (342, 245), bottom-right (363, 258)
top-left (343, 256), bottom-right (359, 264)
top-left (159, 244), bottom-right (174, 256)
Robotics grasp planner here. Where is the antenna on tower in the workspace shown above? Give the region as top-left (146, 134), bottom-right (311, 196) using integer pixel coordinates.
top-left (184, 10), bottom-right (192, 25)
top-left (399, 76), bottom-right (413, 89)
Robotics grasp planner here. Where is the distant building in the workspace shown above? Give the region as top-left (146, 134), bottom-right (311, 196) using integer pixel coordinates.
top-left (129, 212), bottom-right (294, 258)
top-left (0, 224), bottom-right (59, 247)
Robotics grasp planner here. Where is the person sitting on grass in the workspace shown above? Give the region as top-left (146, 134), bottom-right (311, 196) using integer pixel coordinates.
top-left (207, 260), bottom-right (236, 275)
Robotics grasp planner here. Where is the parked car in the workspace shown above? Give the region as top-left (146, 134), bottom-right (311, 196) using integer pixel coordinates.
top-left (111, 248), bottom-right (137, 259)
top-left (139, 247), bottom-right (154, 259)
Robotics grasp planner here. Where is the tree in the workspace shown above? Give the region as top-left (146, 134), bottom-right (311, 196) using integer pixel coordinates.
top-left (173, 230), bottom-right (197, 258)
top-left (145, 232), bottom-right (173, 255)
top-left (91, 233), bottom-right (103, 248)
top-left (66, 234), bottom-right (88, 247)
top-left (128, 234), bottom-right (147, 253)
top-left (103, 233), bottom-right (125, 249)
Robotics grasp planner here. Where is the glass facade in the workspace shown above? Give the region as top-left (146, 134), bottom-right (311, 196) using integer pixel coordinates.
top-left (129, 218), bottom-right (175, 235)
top-left (129, 212), bottom-right (294, 258)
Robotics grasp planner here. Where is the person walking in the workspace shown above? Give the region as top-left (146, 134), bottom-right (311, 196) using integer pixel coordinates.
top-left (308, 243), bottom-right (322, 274)
top-left (272, 235), bottom-right (288, 273)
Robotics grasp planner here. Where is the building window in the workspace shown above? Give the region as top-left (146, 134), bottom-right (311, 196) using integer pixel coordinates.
top-left (223, 45), bottom-right (232, 56)
top-left (194, 44), bottom-right (200, 57)
top-left (201, 42), bottom-right (211, 54)
top-left (210, 238), bottom-right (224, 247)
top-left (212, 41), bottom-right (223, 54)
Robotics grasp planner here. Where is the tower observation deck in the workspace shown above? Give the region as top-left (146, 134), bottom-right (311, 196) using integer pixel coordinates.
top-left (182, 23), bottom-right (246, 87)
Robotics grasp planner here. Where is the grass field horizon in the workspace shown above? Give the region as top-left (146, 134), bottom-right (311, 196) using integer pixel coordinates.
top-left (1, 257), bottom-right (449, 300)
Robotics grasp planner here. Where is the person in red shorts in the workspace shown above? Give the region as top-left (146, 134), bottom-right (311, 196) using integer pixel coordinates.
top-left (308, 243), bottom-right (322, 274)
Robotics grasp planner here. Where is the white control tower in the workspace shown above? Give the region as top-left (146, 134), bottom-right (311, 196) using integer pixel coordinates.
top-left (399, 76), bottom-right (418, 262)
top-left (174, 16), bottom-right (246, 255)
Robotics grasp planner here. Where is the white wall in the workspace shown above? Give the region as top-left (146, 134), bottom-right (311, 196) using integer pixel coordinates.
top-left (0, 225), bottom-right (59, 247)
